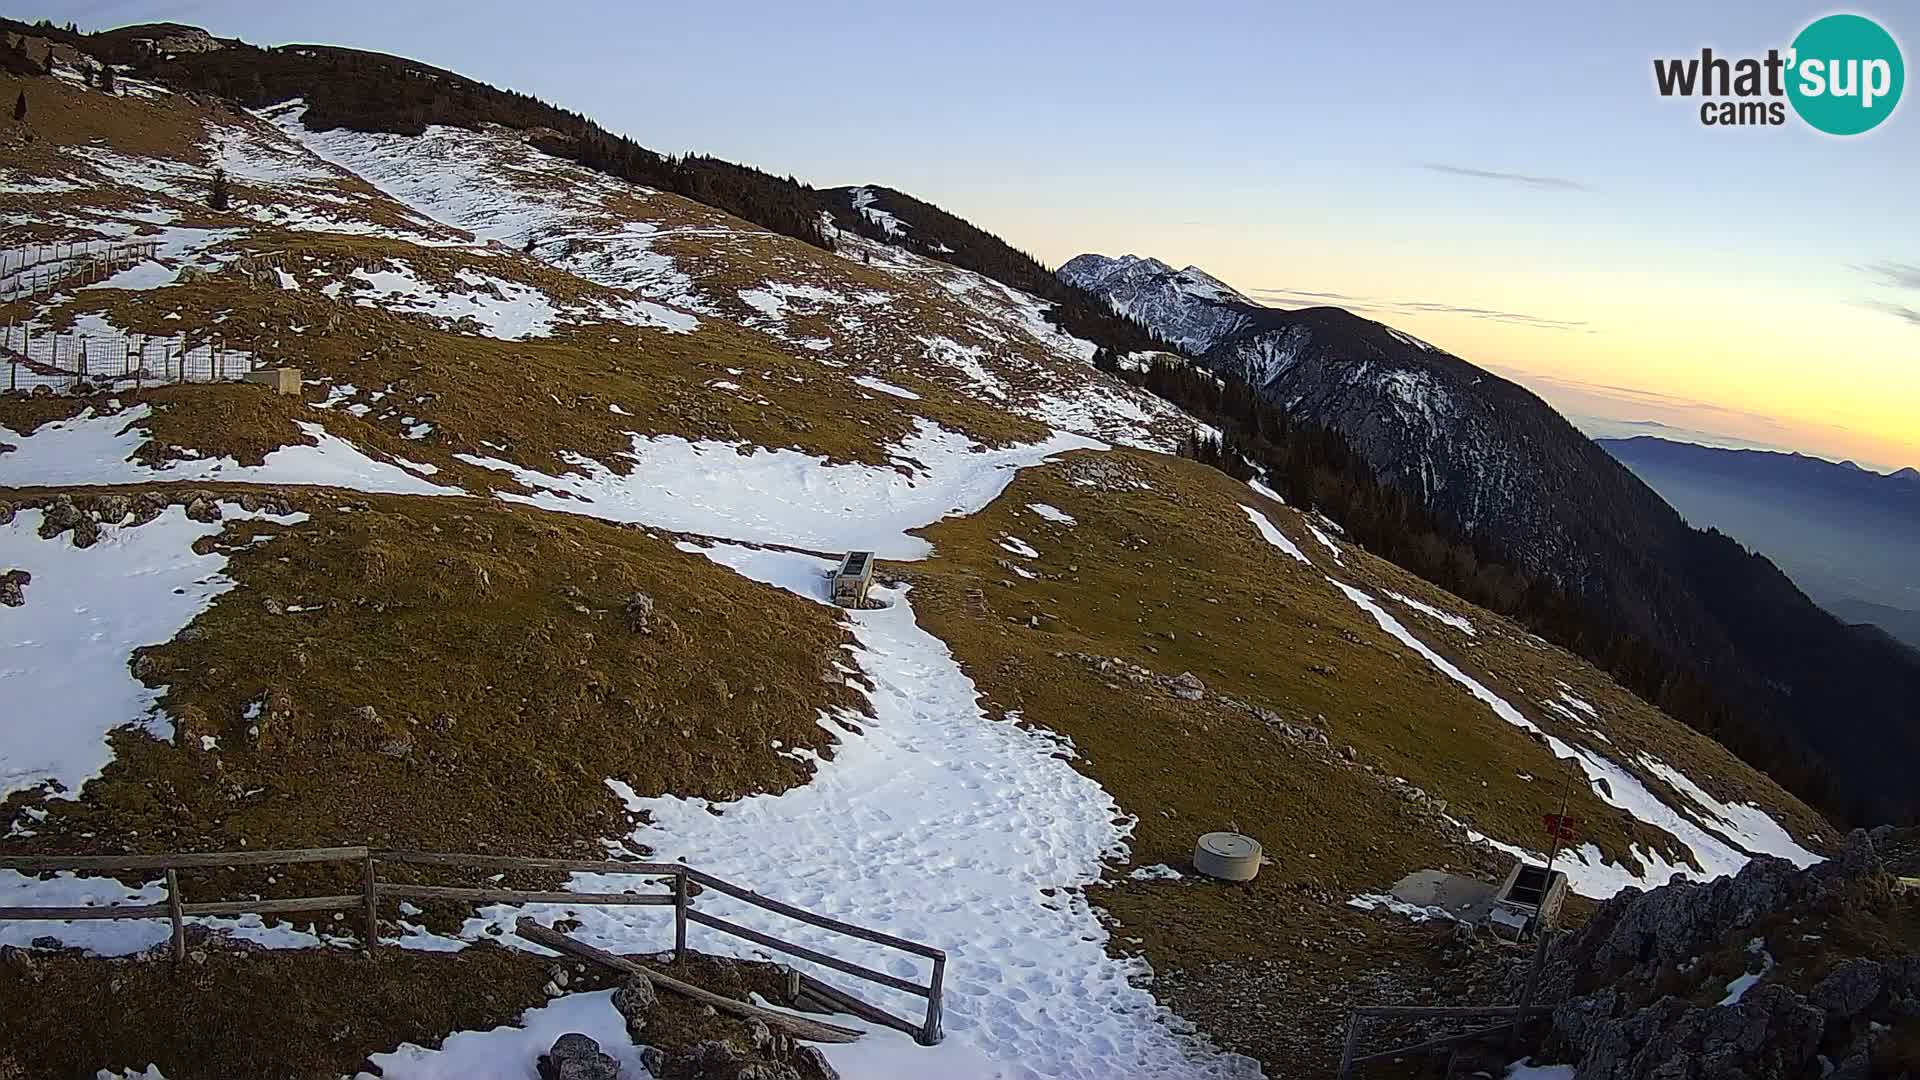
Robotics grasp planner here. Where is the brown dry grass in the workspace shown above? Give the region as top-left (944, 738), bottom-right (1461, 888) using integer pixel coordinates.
top-left (902, 447), bottom-right (1832, 1073)
top-left (1, 489), bottom-right (864, 913)
top-left (0, 939), bottom-right (806, 1080)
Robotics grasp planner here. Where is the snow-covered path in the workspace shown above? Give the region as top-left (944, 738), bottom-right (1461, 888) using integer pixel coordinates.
top-left (407, 542), bottom-right (1255, 1079)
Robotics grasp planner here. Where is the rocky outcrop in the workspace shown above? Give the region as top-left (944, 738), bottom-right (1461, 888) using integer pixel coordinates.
top-left (0, 568), bottom-right (27, 607)
top-left (638, 1038), bottom-right (838, 1080)
top-left (536, 1033), bottom-right (619, 1080)
top-left (612, 976), bottom-right (658, 1039)
top-left (8, 490), bottom-right (296, 547)
top-left (1531, 830), bottom-right (1920, 1080)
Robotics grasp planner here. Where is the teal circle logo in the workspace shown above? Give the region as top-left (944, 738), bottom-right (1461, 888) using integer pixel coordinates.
top-left (1788, 14), bottom-right (1904, 135)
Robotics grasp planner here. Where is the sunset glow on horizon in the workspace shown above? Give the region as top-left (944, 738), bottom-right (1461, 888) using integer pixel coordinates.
top-left (37, 0), bottom-right (1919, 470)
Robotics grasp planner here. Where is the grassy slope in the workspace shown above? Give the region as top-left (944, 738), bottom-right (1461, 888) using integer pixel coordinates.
top-left (0, 941), bottom-right (811, 1080)
top-left (2, 489), bottom-right (865, 908)
top-left (0, 58), bottom-right (1842, 1077)
top-left (905, 448), bottom-right (1835, 1071)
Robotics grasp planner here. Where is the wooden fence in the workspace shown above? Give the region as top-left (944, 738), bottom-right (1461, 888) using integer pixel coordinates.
top-left (0, 846), bottom-right (946, 1046)
top-left (1336, 1003), bottom-right (1555, 1077)
top-left (0, 240), bottom-right (161, 302)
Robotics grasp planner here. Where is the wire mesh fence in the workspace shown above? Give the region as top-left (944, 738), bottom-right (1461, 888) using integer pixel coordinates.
top-left (0, 240), bottom-right (162, 302)
top-left (2, 322), bottom-right (257, 394)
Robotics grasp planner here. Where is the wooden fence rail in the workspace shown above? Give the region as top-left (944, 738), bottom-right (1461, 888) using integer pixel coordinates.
top-left (0, 846), bottom-right (946, 1046)
top-left (1337, 1003), bottom-right (1555, 1077)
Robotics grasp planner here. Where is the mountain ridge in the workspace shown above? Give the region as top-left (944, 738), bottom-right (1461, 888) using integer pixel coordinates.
top-left (1061, 251), bottom-right (1920, 825)
top-left (0, 20), bottom-right (1887, 1078)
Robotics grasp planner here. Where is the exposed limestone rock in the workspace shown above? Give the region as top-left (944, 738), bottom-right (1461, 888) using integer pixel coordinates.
top-left (612, 975), bottom-right (657, 1039)
top-left (536, 1032), bottom-right (619, 1080)
top-left (1533, 831), bottom-right (1915, 1080)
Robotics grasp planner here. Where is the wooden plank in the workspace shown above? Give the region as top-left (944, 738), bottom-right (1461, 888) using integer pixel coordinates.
top-left (1349, 1021), bottom-right (1531, 1068)
top-left (795, 972), bottom-right (924, 1042)
top-left (0, 847), bottom-right (368, 872)
top-left (513, 918), bottom-right (863, 1045)
top-left (374, 851), bottom-right (681, 877)
top-left (165, 869), bottom-right (185, 964)
top-left (1352, 1005), bottom-right (1553, 1019)
top-left (180, 895), bottom-right (362, 917)
top-left (0, 904), bottom-right (169, 920)
top-left (683, 867), bottom-right (945, 960)
top-left (686, 909), bottom-right (928, 998)
top-left (377, 884), bottom-right (673, 907)
top-left (1338, 1013), bottom-right (1362, 1078)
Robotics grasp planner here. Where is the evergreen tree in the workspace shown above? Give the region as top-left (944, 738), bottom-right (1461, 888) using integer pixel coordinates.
top-left (209, 168), bottom-right (230, 210)
top-left (12, 90), bottom-right (24, 123)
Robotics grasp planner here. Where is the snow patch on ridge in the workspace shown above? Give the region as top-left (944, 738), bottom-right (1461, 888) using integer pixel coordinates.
top-left (457, 420), bottom-right (1103, 560)
top-left (0, 406), bottom-right (461, 496)
top-left (1, 504), bottom-right (305, 800)
top-left (1330, 580), bottom-right (1819, 897)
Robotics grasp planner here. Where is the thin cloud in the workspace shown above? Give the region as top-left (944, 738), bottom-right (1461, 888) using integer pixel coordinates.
top-left (1247, 286), bottom-right (1589, 333)
top-left (1421, 162), bottom-right (1588, 192)
top-left (1867, 299), bottom-right (1920, 326)
top-left (1860, 260), bottom-right (1920, 291)
top-left (1492, 368), bottom-right (1799, 429)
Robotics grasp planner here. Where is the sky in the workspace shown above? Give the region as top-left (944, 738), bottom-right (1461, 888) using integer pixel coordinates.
top-left (30, 0), bottom-right (1920, 471)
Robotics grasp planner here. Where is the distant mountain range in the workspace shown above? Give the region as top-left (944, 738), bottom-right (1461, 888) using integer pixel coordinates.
top-left (1601, 436), bottom-right (1920, 651)
top-left (1059, 251), bottom-right (1920, 823)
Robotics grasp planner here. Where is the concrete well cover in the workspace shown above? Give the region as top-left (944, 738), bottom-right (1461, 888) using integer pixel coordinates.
top-left (1194, 832), bottom-right (1262, 881)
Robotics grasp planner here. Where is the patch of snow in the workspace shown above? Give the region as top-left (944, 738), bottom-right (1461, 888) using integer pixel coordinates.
top-left (1347, 894), bottom-right (1454, 922)
top-left (1246, 477), bottom-right (1287, 505)
top-left (997, 535), bottom-right (1039, 559)
top-left (1027, 503), bottom-right (1076, 525)
top-left (918, 335), bottom-right (1008, 401)
top-left (1304, 520), bottom-right (1344, 563)
top-left (1637, 757), bottom-right (1820, 869)
top-left (851, 375), bottom-right (921, 400)
top-left (1, 504), bottom-right (303, 799)
top-left (457, 420), bottom-right (1103, 560)
top-left (1384, 590), bottom-right (1477, 636)
top-left (850, 187), bottom-right (907, 238)
top-left (1239, 505), bottom-right (1311, 565)
top-left (1129, 864), bottom-right (1184, 881)
top-left (270, 105), bottom-right (702, 318)
top-left (353, 991), bottom-right (648, 1080)
top-left (83, 260), bottom-right (176, 291)
top-left (1718, 938), bottom-right (1775, 1006)
top-left (1332, 580), bottom-right (1817, 897)
top-left (0, 406), bottom-right (461, 497)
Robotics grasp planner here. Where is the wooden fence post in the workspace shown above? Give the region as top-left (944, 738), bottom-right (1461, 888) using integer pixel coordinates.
top-left (673, 868), bottom-right (688, 963)
top-left (166, 868), bottom-right (186, 964)
top-left (919, 954), bottom-right (946, 1046)
top-left (1338, 1012), bottom-right (1362, 1078)
top-left (363, 853), bottom-right (379, 954)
